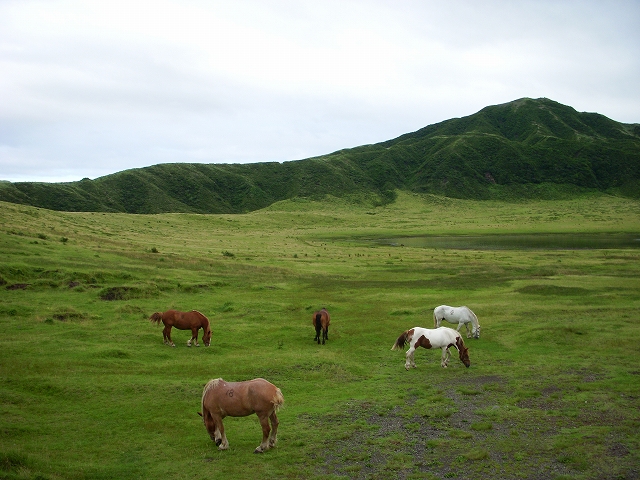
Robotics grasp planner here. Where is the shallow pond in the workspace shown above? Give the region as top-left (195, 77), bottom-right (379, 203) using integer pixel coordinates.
top-left (374, 233), bottom-right (640, 250)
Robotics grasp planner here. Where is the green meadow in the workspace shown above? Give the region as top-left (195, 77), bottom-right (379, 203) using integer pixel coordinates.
top-left (1, 192), bottom-right (639, 479)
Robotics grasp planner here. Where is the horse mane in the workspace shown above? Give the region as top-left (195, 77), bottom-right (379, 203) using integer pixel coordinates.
top-left (202, 378), bottom-right (223, 408)
top-left (464, 306), bottom-right (480, 329)
top-left (272, 387), bottom-right (285, 412)
top-left (455, 335), bottom-right (467, 351)
top-left (191, 310), bottom-right (210, 329)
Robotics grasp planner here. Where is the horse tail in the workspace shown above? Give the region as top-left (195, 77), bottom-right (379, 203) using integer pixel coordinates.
top-left (391, 330), bottom-right (410, 350)
top-left (315, 313), bottom-right (322, 335)
top-left (433, 308), bottom-right (438, 328)
top-left (149, 312), bottom-right (163, 325)
top-left (272, 387), bottom-right (284, 412)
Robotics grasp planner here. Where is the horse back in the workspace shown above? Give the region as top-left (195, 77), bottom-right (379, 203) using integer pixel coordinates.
top-left (313, 308), bottom-right (330, 327)
top-left (166, 310), bottom-right (208, 329)
top-left (204, 378), bottom-right (281, 417)
top-left (413, 326), bottom-right (459, 349)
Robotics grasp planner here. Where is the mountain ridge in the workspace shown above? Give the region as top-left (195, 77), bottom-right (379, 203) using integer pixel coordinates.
top-left (1, 97), bottom-right (639, 213)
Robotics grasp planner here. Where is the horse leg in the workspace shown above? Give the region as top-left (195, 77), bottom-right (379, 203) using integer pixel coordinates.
top-left (254, 413), bottom-right (271, 453)
top-left (441, 347), bottom-right (452, 368)
top-left (216, 418), bottom-right (229, 450)
top-left (267, 411), bottom-right (279, 448)
top-left (405, 346), bottom-right (416, 370)
top-left (188, 328), bottom-right (199, 347)
top-left (163, 326), bottom-right (175, 347)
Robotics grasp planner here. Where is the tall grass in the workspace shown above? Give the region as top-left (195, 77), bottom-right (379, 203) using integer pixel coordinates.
top-left (0, 192), bottom-right (639, 479)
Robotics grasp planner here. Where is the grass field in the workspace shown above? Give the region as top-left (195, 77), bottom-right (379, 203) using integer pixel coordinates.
top-left (1, 192), bottom-right (639, 479)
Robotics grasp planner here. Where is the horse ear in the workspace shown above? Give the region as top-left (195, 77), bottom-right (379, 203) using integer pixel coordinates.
top-left (197, 412), bottom-right (203, 417)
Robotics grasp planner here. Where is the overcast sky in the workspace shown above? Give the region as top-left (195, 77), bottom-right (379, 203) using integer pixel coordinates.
top-left (1, 0), bottom-right (639, 182)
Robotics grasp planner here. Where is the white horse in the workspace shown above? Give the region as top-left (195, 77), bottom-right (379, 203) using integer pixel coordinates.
top-left (391, 326), bottom-right (470, 369)
top-left (433, 305), bottom-right (481, 339)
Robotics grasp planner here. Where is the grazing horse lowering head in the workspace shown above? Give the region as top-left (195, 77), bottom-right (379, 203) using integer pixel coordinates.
top-left (199, 378), bottom-right (284, 453)
top-left (149, 309), bottom-right (212, 347)
top-left (392, 326), bottom-right (471, 369)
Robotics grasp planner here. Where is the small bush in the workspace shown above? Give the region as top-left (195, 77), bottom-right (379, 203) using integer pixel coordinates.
top-left (463, 447), bottom-right (490, 461)
top-left (471, 422), bottom-right (493, 431)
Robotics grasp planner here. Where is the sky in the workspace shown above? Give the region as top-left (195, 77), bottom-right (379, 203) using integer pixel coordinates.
top-left (1, 0), bottom-right (639, 183)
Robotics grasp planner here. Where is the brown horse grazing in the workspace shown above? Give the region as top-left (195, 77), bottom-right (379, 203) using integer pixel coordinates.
top-left (312, 308), bottom-right (330, 344)
top-left (198, 378), bottom-right (284, 453)
top-left (149, 310), bottom-right (211, 347)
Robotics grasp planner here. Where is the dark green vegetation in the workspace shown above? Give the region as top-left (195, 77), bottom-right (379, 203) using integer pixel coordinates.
top-left (1, 193), bottom-right (639, 479)
top-left (1, 98), bottom-right (639, 214)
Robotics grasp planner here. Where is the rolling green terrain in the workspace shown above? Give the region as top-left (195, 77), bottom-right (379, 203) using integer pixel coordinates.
top-left (1, 192), bottom-right (639, 479)
top-left (1, 98), bottom-right (639, 214)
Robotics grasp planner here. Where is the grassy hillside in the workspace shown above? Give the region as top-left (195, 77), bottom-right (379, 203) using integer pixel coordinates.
top-left (0, 193), bottom-right (639, 479)
top-left (1, 98), bottom-right (639, 214)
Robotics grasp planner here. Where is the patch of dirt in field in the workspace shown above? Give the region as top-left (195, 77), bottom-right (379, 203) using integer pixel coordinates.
top-left (310, 374), bottom-right (638, 480)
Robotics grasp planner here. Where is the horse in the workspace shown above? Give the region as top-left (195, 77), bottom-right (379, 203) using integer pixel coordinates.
top-left (149, 310), bottom-right (212, 347)
top-left (312, 308), bottom-right (330, 344)
top-left (198, 378), bottom-right (284, 453)
top-left (391, 326), bottom-right (470, 369)
top-left (433, 305), bottom-right (481, 339)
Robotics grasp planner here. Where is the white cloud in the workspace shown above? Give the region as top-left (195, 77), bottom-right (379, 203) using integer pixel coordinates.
top-left (0, 0), bottom-right (638, 182)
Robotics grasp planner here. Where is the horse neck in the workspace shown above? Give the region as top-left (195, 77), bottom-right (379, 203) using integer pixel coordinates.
top-left (469, 310), bottom-right (479, 330)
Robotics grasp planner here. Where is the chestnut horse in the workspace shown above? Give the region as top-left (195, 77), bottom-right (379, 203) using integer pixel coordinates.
top-left (312, 308), bottom-right (330, 344)
top-left (149, 310), bottom-right (211, 347)
top-left (198, 378), bottom-right (284, 453)
top-left (392, 326), bottom-right (470, 369)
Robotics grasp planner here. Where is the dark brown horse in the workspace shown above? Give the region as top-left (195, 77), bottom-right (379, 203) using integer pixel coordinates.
top-left (198, 378), bottom-right (284, 453)
top-left (149, 310), bottom-right (212, 347)
top-left (313, 308), bottom-right (330, 344)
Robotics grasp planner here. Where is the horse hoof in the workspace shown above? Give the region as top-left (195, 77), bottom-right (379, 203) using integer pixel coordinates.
top-left (215, 439), bottom-right (222, 446)
top-left (254, 448), bottom-right (264, 454)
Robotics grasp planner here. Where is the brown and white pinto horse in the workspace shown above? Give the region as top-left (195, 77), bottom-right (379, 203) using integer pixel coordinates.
top-left (199, 378), bottom-right (284, 453)
top-left (149, 310), bottom-right (211, 347)
top-left (312, 308), bottom-right (330, 344)
top-left (392, 326), bottom-right (470, 369)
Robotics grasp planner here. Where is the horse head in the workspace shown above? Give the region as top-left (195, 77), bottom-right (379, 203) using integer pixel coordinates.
top-left (459, 345), bottom-right (470, 367)
top-left (472, 325), bottom-right (481, 339)
top-left (203, 327), bottom-right (212, 347)
top-left (456, 336), bottom-right (471, 367)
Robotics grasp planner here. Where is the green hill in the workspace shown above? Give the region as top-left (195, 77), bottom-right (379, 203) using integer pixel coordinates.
top-left (1, 97), bottom-right (639, 213)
